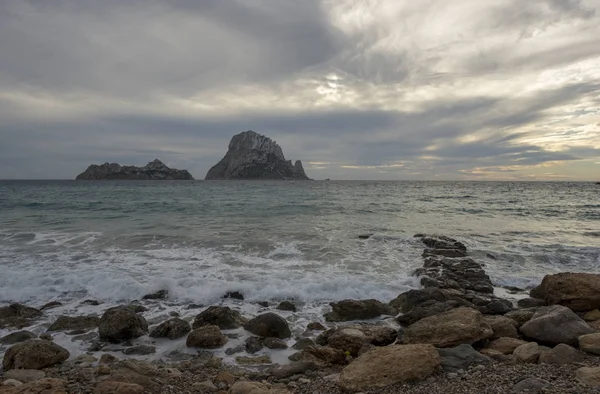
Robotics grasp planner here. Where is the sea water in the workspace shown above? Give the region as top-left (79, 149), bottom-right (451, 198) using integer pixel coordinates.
top-left (1, 180), bottom-right (599, 361)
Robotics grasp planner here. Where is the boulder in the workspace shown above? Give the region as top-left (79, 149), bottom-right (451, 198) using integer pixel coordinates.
top-left (403, 307), bottom-right (493, 347)
top-left (288, 346), bottom-right (346, 366)
top-left (0, 304), bottom-right (42, 319)
top-left (578, 332), bottom-right (600, 355)
top-left (223, 291), bottom-right (244, 300)
top-left (487, 337), bottom-right (529, 354)
top-left (415, 234), bottom-right (467, 252)
top-left (505, 309), bottom-right (535, 328)
top-left (415, 256), bottom-right (495, 294)
top-left (577, 367), bottom-right (600, 387)
top-left (318, 324), bottom-right (398, 356)
top-left (325, 299), bottom-right (396, 322)
top-left (47, 315), bottom-right (100, 332)
top-left (235, 355), bottom-right (272, 365)
top-left (532, 273), bottom-right (600, 312)
top-left (483, 315), bottom-right (518, 339)
top-left (245, 337), bottom-right (263, 354)
top-left (98, 307), bottom-right (148, 343)
top-left (585, 310), bottom-right (600, 322)
top-left (325, 328), bottom-right (367, 357)
top-left (106, 359), bottom-right (165, 392)
top-left (142, 289), bottom-right (168, 300)
top-left (276, 301), bottom-right (296, 312)
top-left (292, 338), bottom-right (315, 350)
top-left (40, 301), bottom-right (62, 311)
top-left (339, 344), bottom-right (440, 392)
top-left (205, 131), bottom-right (310, 180)
top-left (2, 340), bottom-right (69, 370)
top-left (306, 322), bottom-right (326, 331)
top-left (3, 369), bottom-right (46, 383)
top-left (517, 298), bottom-right (546, 308)
top-left (512, 377), bottom-right (551, 393)
top-left (0, 331), bottom-right (36, 345)
top-left (437, 344), bottom-right (492, 371)
top-left (122, 345), bottom-right (156, 355)
top-left (519, 305), bottom-right (593, 345)
top-left (193, 306), bottom-right (247, 330)
top-left (267, 362), bottom-right (316, 379)
top-left (263, 337), bottom-right (288, 349)
top-left (513, 342), bottom-right (540, 363)
top-left (0, 378), bottom-right (67, 394)
top-left (538, 344), bottom-right (582, 364)
top-left (149, 318), bottom-right (191, 340)
top-left (94, 381), bottom-right (144, 394)
top-left (243, 313), bottom-right (291, 339)
top-left (186, 325), bottom-right (227, 348)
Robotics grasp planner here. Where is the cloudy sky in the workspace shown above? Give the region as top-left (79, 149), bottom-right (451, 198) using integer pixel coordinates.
top-left (1, 0), bottom-right (599, 180)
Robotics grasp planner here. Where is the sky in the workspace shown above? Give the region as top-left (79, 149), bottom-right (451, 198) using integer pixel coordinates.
top-left (0, 0), bottom-right (599, 180)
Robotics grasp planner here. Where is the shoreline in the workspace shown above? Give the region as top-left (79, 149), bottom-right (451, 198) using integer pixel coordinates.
top-left (3, 234), bottom-right (600, 393)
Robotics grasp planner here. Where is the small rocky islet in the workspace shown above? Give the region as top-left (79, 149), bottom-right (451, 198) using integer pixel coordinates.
top-left (3, 235), bottom-right (600, 393)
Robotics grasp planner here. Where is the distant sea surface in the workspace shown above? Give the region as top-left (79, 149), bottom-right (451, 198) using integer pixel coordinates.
top-left (1, 180), bottom-right (599, 305)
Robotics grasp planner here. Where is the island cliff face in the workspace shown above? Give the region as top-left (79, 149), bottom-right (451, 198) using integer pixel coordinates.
top-left (75, 159), bottom-right (194, 180)
top-left (205, 131), bottom-right (310, 180)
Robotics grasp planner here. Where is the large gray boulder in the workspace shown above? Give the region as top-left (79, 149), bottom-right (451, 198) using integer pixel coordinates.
top-left (193, 306), bottom-right (247, 330)
top-left (530, 273), bottom-right (600, 312)
top-left (3, 340), bottom-right (69, 370)
top-left (98, 306), bottom-right (149, 342)
top-left (243, 313), bottom-right (291, 339)
top-left (437, 344), bottom-right (492, 371)
top-left (205, 131), bottom-right (310, 180)
top-left (76, 159), bottom-right (194, 180)
top-left (519, 305), bottom-right (593, 345)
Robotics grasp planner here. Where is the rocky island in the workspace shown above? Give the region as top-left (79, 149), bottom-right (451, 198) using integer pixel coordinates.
top-left (75, 159), bottom-right (194, 180)
top-left (205, 131), bottom-right (310, 180)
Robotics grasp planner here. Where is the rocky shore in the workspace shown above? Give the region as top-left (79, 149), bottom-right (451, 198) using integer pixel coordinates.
top-left (3, 234), bottom-right (600, 393)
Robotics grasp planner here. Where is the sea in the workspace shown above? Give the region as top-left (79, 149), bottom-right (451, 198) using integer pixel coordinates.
top-left (1, 180), bottom-right (599, 362)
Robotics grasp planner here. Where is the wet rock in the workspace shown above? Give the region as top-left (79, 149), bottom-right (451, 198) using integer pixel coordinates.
top-left (47, 315), bottom-right (101, 332)
top-left (245, 336), bottom-right (263, 354)
top-left (532, 273), bottom-right (600, 312)
top-left (3, 369), bottom-right (45, 383)
top-left (324, 299), bottom-right (396, 322)
top-left (2, 340), bottom-right (69, 370)
top-left (0, 330), bottom-right (36, 345)
top-left (39, 333), bottom-right (53, 341)
top-left (98, 307), bottom-right (148, 343)
top-left (422, 248), bottom-right (467, 258)
top-left (306, 322), bottom-right (326, 331)
top-left (514, 342), bottom-right (540, 363)
top-left (99, 354), bottom-right (119, 364)
top-left (415, 234), bottom-right (467, 252)
top-left (142, 289), bottom-right (168, 300)
top-left (82, 299), bottom-right (100, 306)
top-left (292, 338), bottom-right (315, 350)
top-left (578, 332), bottom-right (600, 355)
top-left (325, 328), bottom-right (367, 356)
top-left (519, 305), bottom-right (593, 345)
top-left (517, 298), bottom-right (546, 308)
top-left (223, 291), bottom-right (244, 300)
top-left (244, 313), bottom-right (291, 339)
top-left (317, 323), bottom-right (397, 353)
top-left (257, 301), bottom-right (269, 308)
top-left (339, 344), bottom-right (440, 392)
top-left (263, 337), bottom-right (288, 349)
top-left (538, 343), bottom-right (582, 364)
top-left (125, 304), bottom-right (147, 314)
top-left (276, 301), bottom-right (297, 312)
top-left (225, 346), bottom-right (245, 355)
top-left (483, 315), bottom-right (518, 339)
top-left (40, 301), bottom-right (62, 311)
top-left (149, 318), bottom-right (191, 340)
top-left (358, 234), bottom-right (373, 239)
top-left (186, 325), bottom-right (227, 348)
top-left (193, 306), bottom-right (247, 330)
top-left (122, 345), bottom-right (156, 355)
top-left (487, 337), bottom-right (529, 354)
top-left (403, 307), bottom-right (493, 347)
top-left (0, 304), bottom-right (42, 329)
top-left (512, 377), bottom-right (551, 393)
top-left (437, 344), bottom-right (492, 371)
top-left (289, 346), bottom-right (346, 366)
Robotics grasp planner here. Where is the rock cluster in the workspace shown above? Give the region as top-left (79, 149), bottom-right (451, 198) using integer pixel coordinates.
top-left (205, 131), bottom-right (310, 180)
top-left (75, 159), bottom-right (194, 180)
